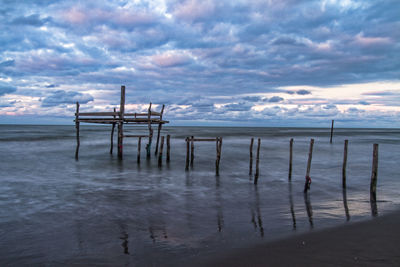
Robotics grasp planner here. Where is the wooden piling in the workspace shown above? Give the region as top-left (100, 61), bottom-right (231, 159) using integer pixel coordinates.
top-left (304, 138), bottom-right (314, 193)
top-left (110, 108), bottom-right (116, 154)
top-left (288, 138), bottom-right (293, 180)
top-left (216, 137), bottom-right (223, 175)
top-left (190, 136), bottom-right (194, 167)
top-left (155, 104), bottom-right (165, 156)
top-left (370, 144), bottom-right (379, 201)
top-left (75, 102), bottom-right (80, 160)
top-left (146, 103), bottom-right (153, 158)
top-left (254, 138), bottom-right (261, 184)
top-left (166, 134), bottom-right (170, 162)
top-left (249, 138), bottom-right (254, 175)
top-left (118, 85), bottom-right (125, 159)
top-left (158, 136), bottom-right (164, 167)
top-left (185, 137), bottom-right (190, 171)
top-left (330, 120), bottom-right (334, 144)
top-left (137, 137), bottom-right (141, 163)
top-left (342, 140), bottom-right (348, 188)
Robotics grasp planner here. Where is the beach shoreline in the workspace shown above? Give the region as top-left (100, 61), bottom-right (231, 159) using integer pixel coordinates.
top-left (197, 210), bottom-right (400, 266)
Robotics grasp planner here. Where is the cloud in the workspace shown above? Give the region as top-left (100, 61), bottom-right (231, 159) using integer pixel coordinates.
top-left (0, 83), bottom-right (17, 96)
top-left (268, 96), bottom-right (284, 103)
top-left (11, 14), bottom-right (50, 26)
top-left (296, 89), bottom-right (311, 95)
top-left (41, 90), bottom-right (93, 107)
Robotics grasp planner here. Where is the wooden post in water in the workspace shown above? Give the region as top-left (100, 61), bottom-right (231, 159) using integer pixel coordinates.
top-left (330, 120), bottom-right (334, 144)
top-left (288, 138), bottom-right (294, 180)
top-left (118, 85), bottom-right (125, 160)
top-left (166, 134), bottom-right (170, 163)
top-left (110, 107), bottom-right (116, 154)
top-left (137, 137), bottom-right (142, 163)
top-left (185, 137), bottom-right (190, 171)
top-left (304, 138), bottom-right (314, 193)
top-left (190, 136), bottom-right (194, 167)
top-left (158, 136), bottom-right (164, 167)
top-left (215, 137), bottom-right (223, 176)
top-left (146, 103), bottom-right (153, 158)
top-left (254, 138), bottom-right (261, 184)
top-left (155, 105), bottom-right (165, 156)
top-left (370, 144), bottom-right (379, 201)
top-left (249, 138), bottom-right (254, 175)
top-left (342, 140), bottom-right (348, 188)
top-left (75, 102), bottom-right (80, 160)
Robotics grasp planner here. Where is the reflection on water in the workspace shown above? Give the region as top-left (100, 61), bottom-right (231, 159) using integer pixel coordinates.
top-left (1, 125), bottom-right (400, 265)
top-left (342, 189), bottom-right (350, 221)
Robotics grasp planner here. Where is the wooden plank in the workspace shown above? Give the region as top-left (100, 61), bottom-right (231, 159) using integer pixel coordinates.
top-left (123, 135), bottom-right (149, 138)
top-left (76, 112), bottom-right (118, 116)
top-left (192, 138), bottom-right (218, 142)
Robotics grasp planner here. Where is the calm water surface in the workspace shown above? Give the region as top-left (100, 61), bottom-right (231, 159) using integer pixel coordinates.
top-left (0, 125), bottom-right (399, 266)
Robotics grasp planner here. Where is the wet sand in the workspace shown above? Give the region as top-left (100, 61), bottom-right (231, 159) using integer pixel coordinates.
top-left (199, 210), bottom-right (400, 267)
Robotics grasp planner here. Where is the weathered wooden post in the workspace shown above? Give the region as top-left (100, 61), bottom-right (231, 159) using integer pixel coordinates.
top-left (249, 138), bottom-right (254, 175)
top-left (158, 136), bottom-right (164, 167)
top-left (370, 144), bottom-right (379, 202)
top-left (190, 136), bottom-right (194, 167)
top-left (342, 140), bottom-right (348, 188)
top-left (110, 107), bottom-right (116, 154)
top-left (75, 102), bottom-right (80, 160)
top-left (137, 137), bottom-right (142, 163)
top-left (288, 138), bottom-right (294, 180)
top-left (254, 138), bottom-right (261, 184)
top-left (185, 137), bottom-right (190, 171)
top-left (155, 104), bottom-right (165, 156)
top-left (146, 103), bottom-right (153, 158)
top-left (216, 137), bottom-right (223, 175)
top-left (330, 120), bottom-right (334, 144)
top-left (118, 85), bottom-right (125, 160)
top-left (304, 138), bottom-right (314, 193)
top-left (166, 134), bottom-right (170, 163)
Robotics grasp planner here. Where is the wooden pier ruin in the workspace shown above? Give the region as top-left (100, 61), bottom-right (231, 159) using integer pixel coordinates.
top-left (74, 85), bottom-right (169, 160)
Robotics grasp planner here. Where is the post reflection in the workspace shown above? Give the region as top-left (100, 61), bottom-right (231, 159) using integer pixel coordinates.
top-left (250, 186), bottom-right (264, 237)
top-left (342, 188), bottom-right (350, 221)
top-left (215, 176), bottom-right (224, 232)
top-left (288, 182), bottom-right (296, 230)
top-left (303, 192), bottom-right (313, 228)
top-left (118, 222), bottom-right (130, 255)
top-left (370, 193), bottom-right (378, 217)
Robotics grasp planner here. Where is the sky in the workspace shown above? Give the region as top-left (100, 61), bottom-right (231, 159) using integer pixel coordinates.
top-left (0, 0), bottom-right (399, 127)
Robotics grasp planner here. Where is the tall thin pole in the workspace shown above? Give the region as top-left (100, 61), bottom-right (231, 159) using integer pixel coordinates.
top-left (288, 138), bottom-right (294, 180)
top-left (304, 138), bottom-right (314, 193)
top-left (190, 136), bottom-right (194, 167)
top-left (75, 102), bottom-right (80, 160)
top-left (166, 134), bottom-right (170, 162)
top-left (254, 138), bottom-right (261, 184)
top-left (185, 137), bottom-right (190, 171)
top-left (249, 138), bottom-right (254, 175)
top-left (370, 144), bottom-right (379, 202)
top-left (330, 120), bottom-right (334, 144)
top-left (118, 85), bottom-right (125, 159)
top-left (155, 104), bottom-right (165, 156)
top-left (110, 107), bottom-right (116, 154)
top-left (158, 135), bottom-right (164, 167)
top-left (146, 102), bottom-right (153, 158)
top-left (342, 140), bottom-right (348, 188)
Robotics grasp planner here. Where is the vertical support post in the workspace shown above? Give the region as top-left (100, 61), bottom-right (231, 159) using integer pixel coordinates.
top-left (155, 104), bottom-right (165, 156)
top-left (249, 138), bottom-right (254, 175)
top-left (118, 85), bottom-right (125, 160)
top-left (110, 107), bottom-right (116, 154)
top-left (166, 134), bottom-right (170, 163)
top-left (342, 140), bottom-right (348, 188)
top-left (190, 136), bottom-right (194, 167)
top-left (370, 144), bottom-right (379, 202)
top-left (75, 102), bottom-right (80, 160)
top-left (146, 103), bottom-right (153, 158)
top-left (304, 139), bottom-right (314, 193)
top-left (254, 138), bottom-right (261, 184)
top-left (288, 138), bottom-right (294, 180)
top-left (330, 120), bottom-right (334, 144)
top-left (185, 137), bottom-right (190, 171)
top-left (158, 136), bottom-right (165, 167)
top-left (137, 137), bottom-right (142, 163)
top-left (216, 137), bottom-right (223, 176)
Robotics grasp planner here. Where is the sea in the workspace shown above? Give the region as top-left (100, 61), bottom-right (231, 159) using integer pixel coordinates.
top-left (0, 125), bottom-right (399, 266)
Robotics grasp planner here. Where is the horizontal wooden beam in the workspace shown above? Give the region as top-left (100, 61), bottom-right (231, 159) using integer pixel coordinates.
top-left (124, 135), bottom-right (150, 138)
top-left (190, 138), bottom-right (219, 142)
top-left (76, 112), bottom-right (118, 116)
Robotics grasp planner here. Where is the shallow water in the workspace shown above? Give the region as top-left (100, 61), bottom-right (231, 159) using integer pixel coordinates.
top-left (0, 125), bottom-right (399, 265)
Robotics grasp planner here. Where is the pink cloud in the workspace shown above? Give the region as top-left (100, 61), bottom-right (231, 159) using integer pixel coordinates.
top-left (354, 33), bottom-right (392, 46)
top-left (152, 53), bottom-right (192, 68)
top-left (173, 0), bottom-right (215, 22)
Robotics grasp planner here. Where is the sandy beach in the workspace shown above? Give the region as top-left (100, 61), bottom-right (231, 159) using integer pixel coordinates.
top-left (200, 210), bottom-right (400, 267)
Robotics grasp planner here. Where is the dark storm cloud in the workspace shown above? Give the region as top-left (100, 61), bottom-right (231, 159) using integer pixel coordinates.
top-left (41, 90), bottom-right (93, 107)
top-left (268, 96), bottom-right (284, 103)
